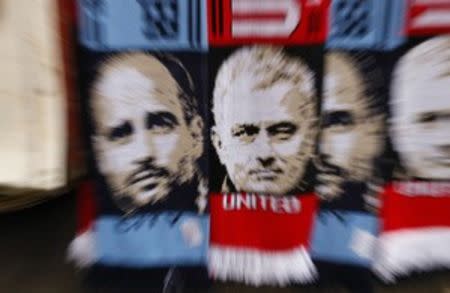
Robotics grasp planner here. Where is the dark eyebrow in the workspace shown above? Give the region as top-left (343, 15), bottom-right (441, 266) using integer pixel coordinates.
top-left (322, 110), bottom-right (354, 127)
top-left (146, 111), bottom-right (179, 129)
top-left (417, 112), bottom-right (437, 123)
top-left (232, 124), bottom-right (260, 137)
top-left (266, 122), bottom-right (297, 135)
top-left (417, 111), bottom-right (450, 123)
top-left (107, 121), bottom-right (133, 141)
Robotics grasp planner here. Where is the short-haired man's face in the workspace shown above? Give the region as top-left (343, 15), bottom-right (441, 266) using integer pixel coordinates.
top-left (318, 54), bottom-right (383, 198)
top-left (213, 78), bottom-right (314, 194)
top-left (392, 74), bottom-right (450, 180)
top-left (92, 65), bottom-right (201, 208)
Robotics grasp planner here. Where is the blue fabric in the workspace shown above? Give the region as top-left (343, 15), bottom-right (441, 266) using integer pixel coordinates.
top-left (78, 0), bottom-right (208, 51)
top-left (310, 211), bottom-right (378, 267)
top-left (95, 212), bottom-right (209, 267)
top-left (327, 0), bottom-right (406, 50)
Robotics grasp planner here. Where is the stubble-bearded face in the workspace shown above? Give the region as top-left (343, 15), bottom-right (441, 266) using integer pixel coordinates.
top-left (318, 53), bottom-right (384, 200)
top-left (91, 63), bottom-right (201, 210)
top-left (216, 81), bottom-right (316, 195)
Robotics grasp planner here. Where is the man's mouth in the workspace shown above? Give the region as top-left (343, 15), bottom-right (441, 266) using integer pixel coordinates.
top-left (432, 157), bottom-right (450, 167)
top-left (249, 169), bottom-right (283, 180)
top-left (319, 158), bottom-right (344, 177)
top-left (130, 174), bottom-right (161, 191)
top-left (127, 169), bottom-right (167, 186)
top-left (126, 173), bottom-right (166, 197)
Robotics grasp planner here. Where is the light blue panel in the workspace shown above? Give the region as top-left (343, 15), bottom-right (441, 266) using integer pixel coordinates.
top-left (78, 0), bottom-right (208, 51)
top-left (327, 0), bottom-right (406, 51)
top-left (327, 0), bottom-right (384, 50)
top-left (310, 211), bottom-right (378, 267)
top-left (78, 0), bottom-right (109, 49)
top-left (385, 0), bottom-right (407, 50)
top-left (95, 212), bottom-right (209, 267)
top-left (201, 0), bottom-right (208, 51)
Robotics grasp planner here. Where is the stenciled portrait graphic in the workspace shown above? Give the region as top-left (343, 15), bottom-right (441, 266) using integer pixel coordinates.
top-left (85, 52), bottom-right (208, 213)
top-left (209, 46), bottom-right (322, 195)
top-left (390, 36), bottom-right (450, 181)
top-left (316, 52), bottom-right (386, 207)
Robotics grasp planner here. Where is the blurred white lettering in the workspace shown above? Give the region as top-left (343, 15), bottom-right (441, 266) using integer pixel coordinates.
top-left (222, 193), bottom-right (302, 213)
top-left (393, 181), bottom-right (450, 196)
top-left (232, 0), bottom-right (301, 37)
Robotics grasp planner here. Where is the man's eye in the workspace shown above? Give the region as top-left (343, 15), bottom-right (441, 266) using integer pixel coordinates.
top-left (323, 111), bottom-right (354, 128)
top-left (267, 123), bottom-right (297, 140)
top-left (418, 112), bottom-right (437, 124)
top-left (232, 125), bottom-right (259, 139)
top-left (108, 122), bottom-right (133, 142)
top-left (146, 112), bottom-right (178, 133)
top-left (150, 121), bottom-right (176, 134)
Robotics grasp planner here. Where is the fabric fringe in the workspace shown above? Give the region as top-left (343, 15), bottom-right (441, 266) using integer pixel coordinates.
top-left (67, 229), bottom-right (96, 268)
top-left (208, 245), bottom-right (317, 287)
top-left (373, 227), bottom-right (450, 282)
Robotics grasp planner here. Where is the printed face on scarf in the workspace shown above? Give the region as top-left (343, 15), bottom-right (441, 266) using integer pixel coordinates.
top-left (91, 54), bottom-right (203, 209)
top-left (317, 53), bottom-right (384, 199)
top-left (212, 47), bottom-right (317, 195)
top-left (392, 37), bottom-right (450, 180)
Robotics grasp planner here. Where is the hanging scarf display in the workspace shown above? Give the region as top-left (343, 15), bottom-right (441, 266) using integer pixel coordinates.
top-left (68, 0), bottom-right (450, 290)
top-left (207, 0), bottom-right (329, 286)
top-left (310, 50), bottom-right (387, 289)
top-left (374, 0), bottom-right (450, 281)
top-left (374, 35), bottom-right (450, 282)
top-left (69, 0), bottom-right (210, 290)
top-left (309, 0), bottom-right (403, 287)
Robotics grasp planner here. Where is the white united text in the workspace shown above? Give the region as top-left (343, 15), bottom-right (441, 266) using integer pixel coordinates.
top-left (222, 193), bottom-right (301, 214)
top-left (393, 181), bottom-right (450, 196)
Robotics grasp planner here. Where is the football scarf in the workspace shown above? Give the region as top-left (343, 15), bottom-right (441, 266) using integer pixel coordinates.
top-left (68, 0), bottom-right (450, 289)
top-left (312, 0), bottom-right (450, 285)
top-left (310, 50), bottom-right (387, 288)
top-left (308, 0), bottom-right (401, 286)
top-left (207, 0), bottom-right (328, 286)
top-left (69, 0), bottom-right (210, 290)
top-left (373, 1), bottom-right (450, 281)
top-left (374, 35), bottom-right (450, 282)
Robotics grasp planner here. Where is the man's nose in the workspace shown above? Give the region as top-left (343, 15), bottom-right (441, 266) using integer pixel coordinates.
top-left (319, 153), bottom-right (331, 164)
top-left (131, 130), bottom-right (155, 162)
top-left (319, 133), bottom-right (333, 156)
top-left (254, 131), bottom-right (276, 167)
top-left (257, 156), bottom-right (275, 168)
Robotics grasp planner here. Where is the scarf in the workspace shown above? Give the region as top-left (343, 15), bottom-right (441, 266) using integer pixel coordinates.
top-left (310, 1), bottom-right (402, 289)
top-left (374, 2), bottom-right (450, 281)
top-left (207, 0), bottom-right (329, 286)
top-left (373, 35), bottom-right (450, 282)
top-left (310, 49), bottom-right (387, 289)
top-left (69, 0), bottom-right (210, 291)
top-left (314, 0), bottom-right (450, 286)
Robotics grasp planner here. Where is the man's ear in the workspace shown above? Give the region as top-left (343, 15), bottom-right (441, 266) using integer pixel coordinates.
top-left (189, 115), bottom-right (204, 159)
